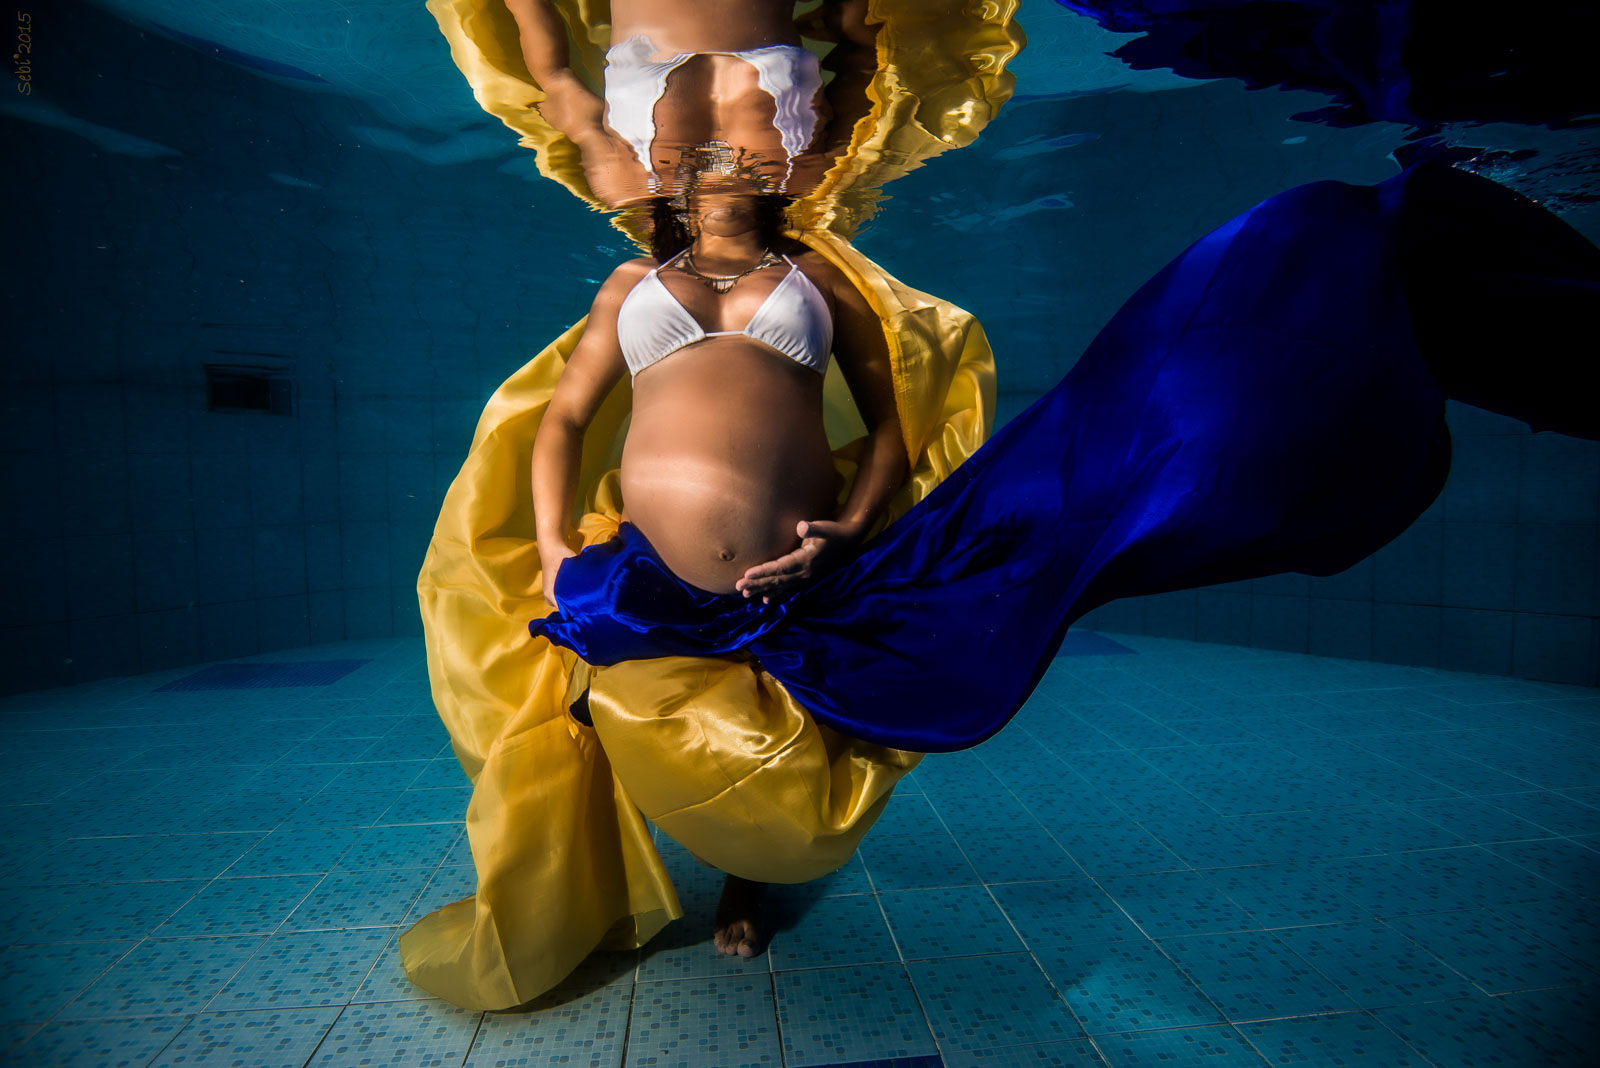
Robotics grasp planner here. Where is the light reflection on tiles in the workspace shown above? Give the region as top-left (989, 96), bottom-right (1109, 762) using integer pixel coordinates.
top-left (1, 634), bottom-right (1594, 1066)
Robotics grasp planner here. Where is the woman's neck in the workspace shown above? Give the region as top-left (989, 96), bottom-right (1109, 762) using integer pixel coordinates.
top-left (691, 231), bottom-right (768, 269)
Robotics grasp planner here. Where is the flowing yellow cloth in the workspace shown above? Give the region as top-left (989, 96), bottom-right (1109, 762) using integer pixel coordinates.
top-left (402, 232), bottom-right (993, 1010)
top-left (403, 0), bottom-right (1011, 1012)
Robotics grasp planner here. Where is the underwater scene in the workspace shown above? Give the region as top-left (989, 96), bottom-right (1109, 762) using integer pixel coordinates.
top-left (3, 1), bottom-right (1598, 1065)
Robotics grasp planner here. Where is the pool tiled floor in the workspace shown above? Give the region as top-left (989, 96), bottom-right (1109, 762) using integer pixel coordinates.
top-left (1, 634), bottom-right (1595, 1066)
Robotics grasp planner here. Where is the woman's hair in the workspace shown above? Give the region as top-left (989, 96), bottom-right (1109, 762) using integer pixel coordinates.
top-left (649, 195), bottom-right (794, 262)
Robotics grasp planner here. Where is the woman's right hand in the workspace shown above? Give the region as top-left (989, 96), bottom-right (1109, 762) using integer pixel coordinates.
top-left (539, 542), bottom-right (577, 610)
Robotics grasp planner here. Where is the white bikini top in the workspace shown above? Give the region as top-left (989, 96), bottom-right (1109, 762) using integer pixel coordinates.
top-left (603, 34), bottom-right (822, 190)
top-left (616, 253), bottom-right (833, 377)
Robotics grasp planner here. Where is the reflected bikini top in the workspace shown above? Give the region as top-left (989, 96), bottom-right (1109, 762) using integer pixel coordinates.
top-left (616, 252), bottom-right (833, 377)
top-left (603, 34), bottom-right (822, 190)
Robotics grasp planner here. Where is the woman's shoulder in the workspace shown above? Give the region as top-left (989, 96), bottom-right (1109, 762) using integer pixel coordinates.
top-left (785, 244), bottom-right (849, 291)
top-left (597, 256), bottom-right (658, 293)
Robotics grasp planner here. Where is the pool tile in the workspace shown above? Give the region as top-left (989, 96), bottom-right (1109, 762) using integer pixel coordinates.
top-left (1045, 821), bottom-right (1186, 876)
top-left (336, 822), bottom-right (458, 871)
top-left (1238, 1012), bottom-right (1428, 1065)
top-left (860, 833), bottom-right (981, 891)
top-left (208, 928), bottom-right (394, 1009)
top-left (283, 867), bottom-right (432, 931)
top-left (16, 879), bottom-right (204, 944)
top-left (879, 885), bottom-right (1024, 960)
top-left (765, 892), bottom-right (898, 971)
top-left (0, 941), bottom-right (135, 1025)
top-left (623, 975), bottom-right (780, 1068)
top-left (1092, 1024), bottom-right (1266, 1065)
top-left (7, 1015), bottom-right (187, 1067)
top-left (988, 879), bottom-right (1145, 950)
top-left (226, 827), bottom-right (361, 876)
top-left (773, 963), bottom-right (937, 1065)
top-left (58, 935), bottom-right (267, 1019)
top-left (1200, 863), bottom-right (1365, 927)
top-left (307, 999), bottom-right (483, 1067)
top-left (465, 977), bottom-right (630, 1067)
top-left (1378, 996), bottom-right (1585, 1067)
top-left (1385, 909), bottom-right (1597, 995)
top-left (870, 794), bottom-right (945, 837)
top-left (907, 953), bottom-right (1085, 1052)
top-left (1159, 930), bottom-right (1355, 1021)
top-left (155, 875), bottom-right (321, 937)
top-left (943, 1039), bottom-right (1108, 1066)
top-left (151, 1006), bottom-right (341, 1067)
top-left (1274, 922), bottom-right (1476, 1008)
top-left (1038, 941), bottom-right (1223, 1035)
top-left (1098, 870), bottom-right (1256, 938)
top-left (1486, 837), bottom-right (1599, 895)
top-left (954, 825), bottom-right (1083, 883)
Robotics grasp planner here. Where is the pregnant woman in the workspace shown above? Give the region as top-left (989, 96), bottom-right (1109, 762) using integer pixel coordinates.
top-left (531, 187), bottom-right (908, 955)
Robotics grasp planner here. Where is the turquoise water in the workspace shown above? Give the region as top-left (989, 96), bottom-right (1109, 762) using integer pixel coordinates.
top-left (3, 1), bottom-right (1597, 1063)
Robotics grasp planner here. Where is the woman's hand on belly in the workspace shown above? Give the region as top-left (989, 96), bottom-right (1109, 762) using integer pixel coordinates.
top-left (540, 542), bottom-right (577, 610)
top-left (734, 518), bottom-right (862, 602)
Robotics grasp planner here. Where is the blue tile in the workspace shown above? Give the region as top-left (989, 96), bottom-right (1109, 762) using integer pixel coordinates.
top-left (466, 973), bottom-right (631, 1066)
top-left (955, 826), bottom-right (1082, 883)
top-left (284, 868), bottom-right (431, 931)
top-left (1386, 909), bottom-right (1596, 995)
top-left (1098, 870), bottom-right (1255, 939)
top-left (1438, 608), bottom-right (1515, 676)
top-left (57, 935), bottom-right (267, 1019)
top-left (988, 880), bottom-right (1145, 950)
top-left (1273, 922), bottom-right (1476, 1009)
top-left (859, 834), bottom-right (980, 892)
top-left (1092, 1025), bottom-right (1265, 1065)
top-left (208, 928), bottom-right (393, 1010)
top-left (307, 1000), bottom-right (482, 1067)
top-left (1200, 863), bottom-right (1364, 927)
top-left (1512, 613), bottom-right (1597, 687)
top-left (1045, 821), bottom-right (1184, 877)
top-left (0, 942), bottom-right (136, 1025)
top-left (1378, 996), bottom-right (1585, 1067)
top-left (774, 964), bottom-right (937, 1066)
top-left (254, 526), bottom-right (309, 599)
top-left (1373, 523), bottom-right (1443, 605)
top-left (226, 827), bottom-right (359, 877)
top-left (156, 875), bottom-right (320, 937)
top-left (1159, 930), bottom-right (1355, 1021)
top-left (944, 1041), bottom-right (1107, 1066)
top-left (879, 885), bottom-right (1023, 960)
top-left (907, 953), bottom-right (1084, 1052)
top-left (8, 1016), bottom-right (187, 1067)
top-left (1237, 1012), bottom-right (1428, 1066)
top-left (766, 894), bottom-right (897, 971)
top-left (152, 1006), bottom-right (340, 1068)
top-left (1037, 941), bottom-right (1223, 1036)
top-left (622, 975), bottom-right (780, 1067)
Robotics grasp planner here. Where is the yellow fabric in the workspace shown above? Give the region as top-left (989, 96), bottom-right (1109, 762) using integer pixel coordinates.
top-left (402, 235), bottom-right (994, 1010)
top-left (404, 0), bottom-right (1011, 1013)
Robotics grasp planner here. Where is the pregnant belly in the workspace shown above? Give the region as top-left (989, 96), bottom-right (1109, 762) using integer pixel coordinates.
top-left (620, 347), bottom-right (841, 593)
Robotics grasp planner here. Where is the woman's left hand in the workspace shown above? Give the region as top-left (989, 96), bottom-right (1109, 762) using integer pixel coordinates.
top-left (736, 519), bottom-right (862, 603)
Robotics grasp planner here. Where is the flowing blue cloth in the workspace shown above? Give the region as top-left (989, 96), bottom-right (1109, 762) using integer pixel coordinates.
top-left (532, 163), bottom-right (1599, 753)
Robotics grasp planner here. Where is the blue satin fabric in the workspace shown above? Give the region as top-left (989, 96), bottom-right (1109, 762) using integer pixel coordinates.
top-left (531, 163), bottom-right (1598, 753)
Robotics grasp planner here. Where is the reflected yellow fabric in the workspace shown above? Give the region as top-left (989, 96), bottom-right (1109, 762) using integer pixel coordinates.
top-left (402, 235), bottom-right (994, 1010)
top-left (423, 0), bottom-right (1024, 241)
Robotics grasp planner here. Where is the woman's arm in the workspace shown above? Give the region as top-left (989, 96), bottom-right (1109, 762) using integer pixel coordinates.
top-left (531, 260), bottom-right (645, 606)
top-left (502, 0), bottom-right (606, 140)
top-left (735, 259), bottom-right (907, 601)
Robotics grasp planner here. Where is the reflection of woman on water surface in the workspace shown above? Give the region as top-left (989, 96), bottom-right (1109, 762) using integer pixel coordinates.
top-left (505, 0), bottom-right (875, 201)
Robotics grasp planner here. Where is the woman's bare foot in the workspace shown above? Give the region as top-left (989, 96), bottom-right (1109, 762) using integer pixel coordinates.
top-left (712, 874), bottom-right (766, 957)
